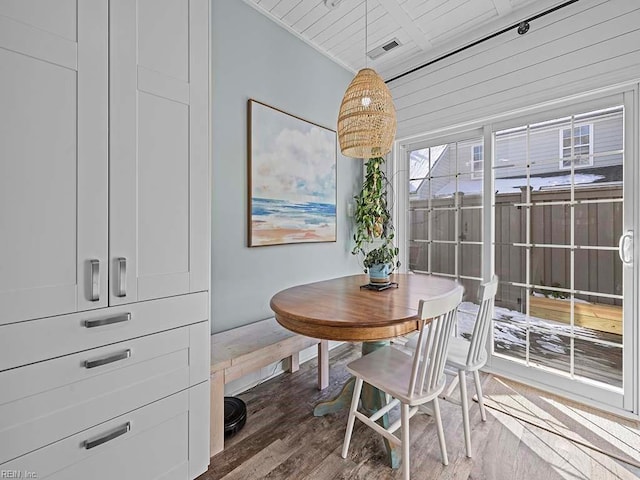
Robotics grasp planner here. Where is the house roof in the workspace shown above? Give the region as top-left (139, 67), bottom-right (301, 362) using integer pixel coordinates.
top-left (433, 165), bottom-right (622, 197)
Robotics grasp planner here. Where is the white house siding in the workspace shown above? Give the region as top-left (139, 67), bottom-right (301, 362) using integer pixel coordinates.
top-left (391, 0), bottom-right (640, 139)
top-left (494, 109), bottom-right (623, 178)
top-left (412, 109), bottom-right (622, 201)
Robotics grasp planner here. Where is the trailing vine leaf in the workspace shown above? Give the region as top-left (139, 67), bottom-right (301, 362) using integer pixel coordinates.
top-left (351, 157), bottom-right (400, 273)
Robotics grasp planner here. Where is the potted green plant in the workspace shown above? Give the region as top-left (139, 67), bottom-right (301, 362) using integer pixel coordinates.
top-left (352, 156), bottom-right (400, 284)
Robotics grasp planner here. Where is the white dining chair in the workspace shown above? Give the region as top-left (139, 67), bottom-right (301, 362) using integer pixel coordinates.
top-left (447, 276), bottom-right (498, 457)
top-left (406, 276), bottom-right (498, 458)
top-left (341, 285), bottom-right (464, 480)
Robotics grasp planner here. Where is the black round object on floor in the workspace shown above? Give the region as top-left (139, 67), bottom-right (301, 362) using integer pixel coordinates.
top-left (224, 396), bottom-right (247, 438)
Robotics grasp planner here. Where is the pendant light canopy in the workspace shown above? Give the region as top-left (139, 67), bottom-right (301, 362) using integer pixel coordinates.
top-left (337, 67), bottom-right (397, 159)
top-left (337, 0), bottom-right (396, 159)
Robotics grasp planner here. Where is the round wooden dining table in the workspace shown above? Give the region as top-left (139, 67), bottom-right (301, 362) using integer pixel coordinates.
top-left (270, 273), bottom-right (461, 469)
top-left (270, 273), bottom-right (460, 341)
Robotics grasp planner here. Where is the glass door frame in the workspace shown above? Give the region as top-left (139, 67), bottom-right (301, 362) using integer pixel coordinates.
top-left (393, 84), bottom-right (639, 418)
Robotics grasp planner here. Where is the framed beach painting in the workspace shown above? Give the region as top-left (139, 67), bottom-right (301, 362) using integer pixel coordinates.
top-left (248, 99), bottom-right (337, 247)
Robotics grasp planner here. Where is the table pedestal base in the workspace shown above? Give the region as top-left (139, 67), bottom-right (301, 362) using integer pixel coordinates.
top-left (313, 341), bottom-right (401, 469)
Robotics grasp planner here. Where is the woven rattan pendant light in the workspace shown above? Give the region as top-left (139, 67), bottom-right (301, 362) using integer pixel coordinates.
top-left (337, 0), bottom-right (396, 159)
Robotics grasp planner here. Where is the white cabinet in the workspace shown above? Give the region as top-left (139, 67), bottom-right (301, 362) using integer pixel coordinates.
top-left (0, 0), bottom-right (210, 321)
top-left (0, 1), bottom-right (109, 324)
top-left (110, 0), bottom-right (209, 304)
top-left (0, 1), bottom-right (210, 479)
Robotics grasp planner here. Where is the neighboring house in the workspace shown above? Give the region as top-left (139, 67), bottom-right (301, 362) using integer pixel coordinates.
top-left (410, 105), bottom-right (623, 200)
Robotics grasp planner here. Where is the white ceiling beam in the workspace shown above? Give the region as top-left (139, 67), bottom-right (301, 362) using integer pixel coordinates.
top-left (376, 0), bottom-right (432, 51)
top-left (492, 0), bottom-right (513, 16)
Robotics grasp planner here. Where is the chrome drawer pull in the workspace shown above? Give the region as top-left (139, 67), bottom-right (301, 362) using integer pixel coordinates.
top-left (84, 349), bottom-right (131, 369)
top-left (90, 259), bottom-right (100, 301)
top-left (117, 257), bottom-right (127, 297)
top-left (83, 422), bottom-right (131, 450)
top-left (83, 312), bottom-right (131, 328)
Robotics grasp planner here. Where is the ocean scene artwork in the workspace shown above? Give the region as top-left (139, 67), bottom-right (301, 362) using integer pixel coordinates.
top-left (249, 100), bottom-right (337, 246)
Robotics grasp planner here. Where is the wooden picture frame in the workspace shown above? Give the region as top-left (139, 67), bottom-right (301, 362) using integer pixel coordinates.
top-left (248, 99), bottom-right (337, 247)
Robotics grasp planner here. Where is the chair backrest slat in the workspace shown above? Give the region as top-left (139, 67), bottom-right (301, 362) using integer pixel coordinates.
top-left (408, 285), bottom-right (464, 399)
top-left (466, 276), bottom-right (499, 368)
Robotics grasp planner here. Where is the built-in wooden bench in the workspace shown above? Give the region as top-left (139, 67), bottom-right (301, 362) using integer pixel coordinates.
top-left (209, 317), bottom-right (329, 457)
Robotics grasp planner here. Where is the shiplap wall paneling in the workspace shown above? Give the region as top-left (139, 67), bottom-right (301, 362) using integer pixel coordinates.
top-left (392, 0), bottom-right (640, 138)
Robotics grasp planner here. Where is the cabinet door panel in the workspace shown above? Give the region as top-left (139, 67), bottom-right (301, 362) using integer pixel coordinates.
top-left (0, 2), bottom-right (108, 324)
top-left (110, 0), bottom-right (209, 305)
top-left (0, 0), bottom-right (77, 42)
top-left (138, 92), bottom-right (190, 278)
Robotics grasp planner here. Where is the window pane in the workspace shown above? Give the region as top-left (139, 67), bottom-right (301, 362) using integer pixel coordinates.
top-left (430, 143), bottom-right (457, 178)
top-left (574, 250), bottom-right (622, 297)
top-left (409, 208), bottom-right (428, 241)
top-left (457, 174), bottom-right (483, 197)
top-left (573, 294), bottom-right (622, 339)
top-left (575, 200), bottom-right (622, 247)
top-left (495, 245), bottom-right (526, 284)
top-left (495, 127), bottom-right (528, 167)
top-left (529, 327), bottom-right (570, 374)
top-left (574, 339), bottom-right (622, 388)
top-left (530, 202), bottom-right (571, 246)
top-left (531, 246), bottom-right (570, 290)
top-left (493, 318), bottom-right (527, 361)
top-left (431, 209), bottom-right (455, 241)
top-left (431, 243), bottom-right (455, 275)
top-left (410, 176), bottom-right (431, 199)
top-left (455, 278), bottom-right (482, 338)
top-left (461, 208), bottom-right (482, 242)
top-left (408, 242), bottom-right (428, 272)
top-left (495, 282), bottom-right (527, 313)
top-left (530, 117), bottom-right (570, 166)
top-left (461, 244), bottom-right (481, 278)
top-left (495, 204), bottom-right (524, 244)
top-left (410, 147), bottom-right (437, 195)
top-left (460, 278), bottom-right (481, 305)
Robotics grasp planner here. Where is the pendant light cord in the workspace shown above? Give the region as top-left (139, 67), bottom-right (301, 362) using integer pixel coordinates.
top-left (364, 0), bottom-right (368, 68)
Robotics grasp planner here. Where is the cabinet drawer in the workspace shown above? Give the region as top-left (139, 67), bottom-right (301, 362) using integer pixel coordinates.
top-left (2, 390), bottom-right (191, 480)
top-left (0, 291), bottom-right (207, 371)
top-left (0, 322), bottom-right (208, 465)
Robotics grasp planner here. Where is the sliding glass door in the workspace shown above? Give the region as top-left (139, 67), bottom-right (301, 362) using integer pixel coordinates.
top-left (404, 90), bottom-right (637, 414)
top-left (491, 96), bottom-right (635, 411)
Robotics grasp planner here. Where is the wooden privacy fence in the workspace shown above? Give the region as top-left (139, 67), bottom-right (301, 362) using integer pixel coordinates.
top-left (409, 185), bottom-right (623, 314)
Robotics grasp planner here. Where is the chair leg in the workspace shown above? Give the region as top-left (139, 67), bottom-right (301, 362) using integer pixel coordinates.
top-left (473, 370), bottom-right (487, 422)
top-left (341, 377), bottom-right (363, 459)
top-left (401, 403), bottom-right (410, 480)
top-left (458, 369), bottom-right (472, 457)
top-left (432, 398), bottom-right (448, 466)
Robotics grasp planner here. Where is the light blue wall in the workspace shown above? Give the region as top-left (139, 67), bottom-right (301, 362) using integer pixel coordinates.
top-left (210, 0), bottom-right (362, 333)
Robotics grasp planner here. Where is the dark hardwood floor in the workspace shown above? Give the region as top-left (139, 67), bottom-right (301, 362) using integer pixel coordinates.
top-left (199, 343), bottom-right (640, 480)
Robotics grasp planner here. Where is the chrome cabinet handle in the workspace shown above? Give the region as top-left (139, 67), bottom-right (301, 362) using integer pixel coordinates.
top-left (117, 257), bottom-right (127, 297)
top-left (618, 230), bottom-right (633, 265)
top-left (83, 422), bottom-right (131, 450)
top-left (84, 312), bottom-right (131, 328)
top-left (89, 260), bottom-right (100, 301)
top-left (84, 349), bottom-right (131, 369)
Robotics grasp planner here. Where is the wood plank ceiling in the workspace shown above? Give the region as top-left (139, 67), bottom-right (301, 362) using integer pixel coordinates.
top-left (245, 0), bottom-right (569, 80)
